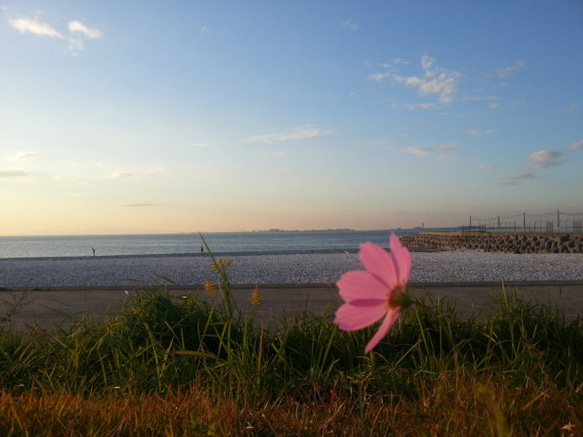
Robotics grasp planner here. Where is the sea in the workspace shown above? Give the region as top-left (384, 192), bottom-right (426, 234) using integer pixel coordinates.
top-left (0, 228), bottom-right (456, 259)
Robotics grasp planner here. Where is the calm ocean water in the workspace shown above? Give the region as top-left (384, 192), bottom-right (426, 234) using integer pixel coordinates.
top-left (0, 229), bottom-right (455, 259)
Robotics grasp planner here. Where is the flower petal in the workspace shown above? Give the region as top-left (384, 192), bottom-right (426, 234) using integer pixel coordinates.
top-left (358, 242), bottom-right (397, 289)
top-left (334, 302), bottom-right (387, 331)
top-left (364, 308), bottom-right (401, 353)
top-left (389, 233), bottom-right (411, 284)
top-left (337, 270), bottom-right (389, 302)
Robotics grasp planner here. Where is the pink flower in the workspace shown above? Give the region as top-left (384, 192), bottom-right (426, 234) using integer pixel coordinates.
top-left (334, 232), bottom-right (412, 353)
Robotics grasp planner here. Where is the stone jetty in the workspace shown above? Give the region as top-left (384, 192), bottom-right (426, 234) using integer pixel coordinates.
top-left (400, 232), bottom-right (583, 254)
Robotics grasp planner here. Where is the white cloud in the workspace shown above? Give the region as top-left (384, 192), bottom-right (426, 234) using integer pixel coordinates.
top-left (488, 103), bottom-right (501, 109)
top-left (9, 152), bottom-right (40, 161)
top-left (143, 167), bottom-right (165, 174)
top-left (390, 103), bottom-right (437, 110)
top-left (11, 16), bottom-right (103, 55)
top-left (191, 143), bottom-right (210, 148)
top-left (106, 172), bottom-right (134, 180)
top-left (466, 130), bottom-right (494, 136)
top-left (420, 55), bottom-right (435, 70)
top-left (0, 169), bottom-right (30, 178)
top-left (10, 17), bottom-right (63, 38)
top-left (248, 125), bottom-right (335, 144)
top-left (372, 55), bottom-right (460, 104)
top-left (568, 104), bottom-right (578, 113)
top-left (67, 21), bottom-right (103, 54)
top-left (498, 60), bottom-right (525, 79)
top-left (461, 96), bottom-right (500, 102)
top-left (121, 203), bottom-right (160, 207)
top-left (68, 21), bottom-right (103, 39)
top-left (503, 140), bottom-right (582, 185)
top-left (68, 38), bottom-right (85, 53)
top-left (406, 146), bottom-right (434, 157)
top-left (369, 73), bottom-right (391, 82)
top-left (502, 149), bottom-right (562, 185)
top-left (436, 142), bottom-right (457, 152)
top-left (200, 25), bottom-right (210, 35)
top-left (527, 150), bottom-right (562, 172)
top-left (392, 58), bottom-right (409, 66)
top-left (406, 142), bottom-right (457, 160)
top-left (105, 167), bottom-right (164, 180)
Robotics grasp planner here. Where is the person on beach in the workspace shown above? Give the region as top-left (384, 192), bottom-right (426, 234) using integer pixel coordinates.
top-left (92, 248), bottom-right (96, 256)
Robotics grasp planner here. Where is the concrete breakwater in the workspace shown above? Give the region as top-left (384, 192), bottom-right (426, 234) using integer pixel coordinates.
top-left (401, 232), bottom-right (583, 254)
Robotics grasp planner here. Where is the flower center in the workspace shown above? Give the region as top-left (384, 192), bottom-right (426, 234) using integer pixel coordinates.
top-left (389, 286), bottom-right (413, 309)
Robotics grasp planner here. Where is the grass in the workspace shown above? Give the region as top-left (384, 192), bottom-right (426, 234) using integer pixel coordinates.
top-left (0, 251), bottom-right (582, 435)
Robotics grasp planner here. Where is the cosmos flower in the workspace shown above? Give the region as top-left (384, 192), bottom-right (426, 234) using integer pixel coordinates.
top-left (334, 232), bottom-right (412, 353)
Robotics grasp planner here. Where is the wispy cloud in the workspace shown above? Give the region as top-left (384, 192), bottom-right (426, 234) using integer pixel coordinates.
top-left (9, 152), bottom-right (40, 161)
top-left (120, 203), bottom-right (160, 207)
top-left (340, 20), bottom-right (359, 31)
top-left (191, 143), bottom-right (210, 148)
top-left (10, 13), bottom-right (103, 54)
top-left (371, 55), bottom-right (460, 104)
top-left (9, 17), bottom-right (63, 38)
top-left (105, 167), bottom-right (164, 180)
top-left (369, 73), bottom-right (391, 82)
top-left (0, 169), bottom-right (30, 178)
top-left (106, 172), bottom-right (134, 180)
top-left (248, 125), bottom-right (335, 145)
top-left (406, 146), bottom-right (434, 157)
top-left (466, 129), bottom-right (494, 136)
top-left (68, 21), bottom-right (103, 39)
top-left (67, 20), bottom-right (103, 54)
top-left (390, 103), bottom-right (437, 110)
top-left (502, 149), bottom-right (563, 185)
top-left (568, 140), bottom-right (583, 152)
top-left (406, 142), bottom-right (457, 161)
top-left (527, 150), bottom-right (563, 172)
top-left (504, 140), bottom-right (583, 184)
top-left (498, 60), bottom-right (525, 79)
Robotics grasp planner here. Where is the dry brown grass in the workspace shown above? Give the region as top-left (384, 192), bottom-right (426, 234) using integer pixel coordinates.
top-left (2, 374), bottom-right (582, 436)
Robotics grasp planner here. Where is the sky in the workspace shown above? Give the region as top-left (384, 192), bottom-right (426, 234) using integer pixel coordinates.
top-left (1, 0), bottom-right (582, 236)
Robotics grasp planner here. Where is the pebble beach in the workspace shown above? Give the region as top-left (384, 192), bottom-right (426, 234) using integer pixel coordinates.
top-left (1, 251), bottom-right (582, 289)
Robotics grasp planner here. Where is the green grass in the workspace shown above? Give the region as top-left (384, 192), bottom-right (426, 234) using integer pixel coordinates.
top-left (0, 254), bottom-right (582, 435)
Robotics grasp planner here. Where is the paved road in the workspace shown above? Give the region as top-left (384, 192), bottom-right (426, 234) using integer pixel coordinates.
top-left (1, 281), bottom-right (582, 331)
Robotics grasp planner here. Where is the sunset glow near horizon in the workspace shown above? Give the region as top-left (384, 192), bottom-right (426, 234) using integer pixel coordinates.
top-left (1, 1), bottom-right (582, 236)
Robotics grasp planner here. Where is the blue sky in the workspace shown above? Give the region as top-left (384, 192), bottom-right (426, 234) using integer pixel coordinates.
top-left (1, 0), bottom-right (582, 235)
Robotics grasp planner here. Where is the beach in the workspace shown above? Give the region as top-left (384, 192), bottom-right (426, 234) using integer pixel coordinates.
top-left (1, 250), bottom-right (582, 288)
top-left (1, 251), bottom-right (582, 330)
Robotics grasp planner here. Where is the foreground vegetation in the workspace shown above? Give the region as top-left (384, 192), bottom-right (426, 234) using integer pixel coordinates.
top-left (0, 257), bottom-right (582, 435)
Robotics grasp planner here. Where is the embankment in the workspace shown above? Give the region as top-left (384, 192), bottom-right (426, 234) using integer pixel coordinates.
top-left (401, 232), bottom-right (583, 254)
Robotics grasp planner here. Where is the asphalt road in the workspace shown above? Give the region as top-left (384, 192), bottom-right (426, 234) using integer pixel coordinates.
top-left (1, 281), bottom-right (582, 331)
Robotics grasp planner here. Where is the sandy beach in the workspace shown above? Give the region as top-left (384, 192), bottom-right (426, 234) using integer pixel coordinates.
top-left (2, 251), bottom-right (582, 331)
